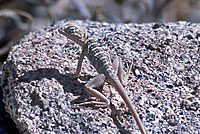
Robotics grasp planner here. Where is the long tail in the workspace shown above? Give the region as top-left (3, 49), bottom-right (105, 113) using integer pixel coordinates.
top-left (108, 77), bottom-right (146, 134)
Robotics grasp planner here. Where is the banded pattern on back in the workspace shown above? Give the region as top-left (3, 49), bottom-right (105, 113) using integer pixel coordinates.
top-left (84, 39), bottom-right (115, 77)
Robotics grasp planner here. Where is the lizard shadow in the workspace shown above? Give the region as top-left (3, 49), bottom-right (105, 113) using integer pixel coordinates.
top-left (18, 68), bottom-right (84, 96)
top-left (17, 68), bottom-right (101, 104)
top-left (18, 68), bottom-right (131, 133)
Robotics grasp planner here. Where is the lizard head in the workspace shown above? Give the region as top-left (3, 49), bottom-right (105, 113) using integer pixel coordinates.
top-left (58, 23), bottom-right (87, 47)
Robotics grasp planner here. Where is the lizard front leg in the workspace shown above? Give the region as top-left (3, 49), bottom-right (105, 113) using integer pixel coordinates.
top-left (58, 23), bottom-right (87, 79)
top-left (73, 74), bottom-right (110, 107)
top-left (72, 48), bottom-right (86, 79)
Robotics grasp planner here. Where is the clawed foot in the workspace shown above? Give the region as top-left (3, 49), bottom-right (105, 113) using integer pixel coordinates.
top-left (123, 58), bottom-right (134, 85)
top-left (112, 56), bottom-right (133, 86)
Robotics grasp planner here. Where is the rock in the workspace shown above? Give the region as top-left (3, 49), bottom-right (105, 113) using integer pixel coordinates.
top-left (1, 20), bottom-right (200, 133)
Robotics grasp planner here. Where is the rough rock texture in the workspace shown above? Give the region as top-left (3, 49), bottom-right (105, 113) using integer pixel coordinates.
top-left (0, 84), bottom-right (20, 134)
top-left (1, 20), bottom-right (200, 134)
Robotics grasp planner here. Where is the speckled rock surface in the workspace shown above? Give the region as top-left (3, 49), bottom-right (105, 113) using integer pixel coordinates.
top-left (1, 20), bottom-right (200, 134)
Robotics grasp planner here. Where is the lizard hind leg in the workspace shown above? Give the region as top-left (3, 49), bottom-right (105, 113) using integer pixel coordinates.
top-left (73, 74), bottom-right (110, 108)
top-left (112, 56), bottom-right (133, 86)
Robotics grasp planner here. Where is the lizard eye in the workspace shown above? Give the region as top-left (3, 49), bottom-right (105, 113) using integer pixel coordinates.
top-left (66, 24), bottom-right (87, 40)
top-left (64, 26), bottom-right (76, 35)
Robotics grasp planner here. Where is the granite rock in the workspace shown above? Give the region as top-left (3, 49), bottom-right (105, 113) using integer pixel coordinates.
top-left (1, 20), bottom-right (200, 133)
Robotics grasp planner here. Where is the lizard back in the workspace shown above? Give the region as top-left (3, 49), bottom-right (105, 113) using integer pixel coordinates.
top-left (84, 39), bottom-right (115, 77)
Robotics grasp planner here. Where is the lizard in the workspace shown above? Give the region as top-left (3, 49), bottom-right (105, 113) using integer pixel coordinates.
top-left (58, 23), bottom-right (146, 134)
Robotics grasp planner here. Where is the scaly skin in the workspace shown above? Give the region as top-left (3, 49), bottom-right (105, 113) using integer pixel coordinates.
top-left (58, 23), bottom-right (146, 134)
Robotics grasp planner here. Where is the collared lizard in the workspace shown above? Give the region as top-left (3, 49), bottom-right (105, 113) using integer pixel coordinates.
top-left (58, 23), bottom-right (146, 134)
